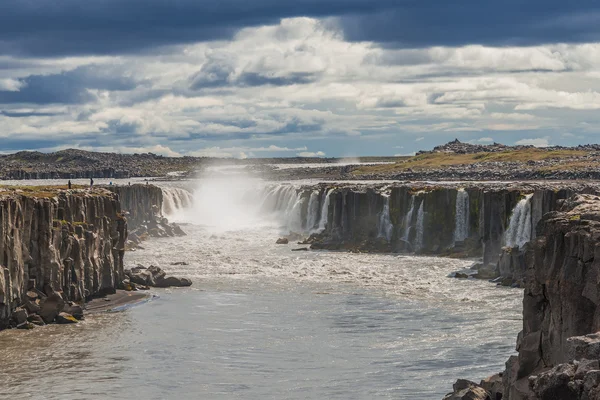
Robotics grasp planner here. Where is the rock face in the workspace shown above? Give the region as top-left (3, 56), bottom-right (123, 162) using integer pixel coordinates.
top-left (109, 184), bottom-right (187, 249)
top-left (291, 183), bottom-right (592, 275)
top-left (0, 188), bottom-right (127, 329)
top-left (501, 194), bottom-right (600, 399)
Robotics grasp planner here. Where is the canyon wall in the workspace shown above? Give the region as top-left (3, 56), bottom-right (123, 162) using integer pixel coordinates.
top-left (0, 188), bottom-right (126, 328)
top-left (262, 183), bottom-right (597, 283)
top-left (502, 194), bottom-right (600, 399)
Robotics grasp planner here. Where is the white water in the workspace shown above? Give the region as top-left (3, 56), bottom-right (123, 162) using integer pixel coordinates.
top-left (402, 196), bottom-right (416, 242)
top-left (0, 177), bottom-right (523, 400)
top-left (454, 189), bottom-right (470, 244)
top-left (161, 186), bottom-right (194, 218)
top-left (305, 191), bottom-right (321, 232)
top-left (377, 194), bottom-right (393, 242)
top-left (505, 194), bottom-right (534, 248)
top-left (317, 189), bottom-right (332, 233)
top-left (415, 201), bottom-right (425, 252)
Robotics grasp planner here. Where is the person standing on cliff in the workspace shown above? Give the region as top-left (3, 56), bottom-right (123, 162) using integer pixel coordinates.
top-left (90, 177), bottom-right (94, 188)
top-left (68, 180), bottom-right (72, 189)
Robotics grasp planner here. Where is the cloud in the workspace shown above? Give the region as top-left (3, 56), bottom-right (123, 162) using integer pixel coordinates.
top-left (1, 17), bottom-right (600, 156)
top-left (0, 1), bottom-right (599, 58)
top-left (477, 137), bottom-right (494, 143)
top-left (0, 65), bottom-right (139, 104)
top-left (415, 137), bottom-right (425, 142)
top-left (297, 151), bottom-right (326, 157)
top-left (515, 137), bottom-right (550, 147)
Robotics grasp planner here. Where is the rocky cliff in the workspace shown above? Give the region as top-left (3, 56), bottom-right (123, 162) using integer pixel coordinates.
top-left (109, 184), bottom-right (186, 246)
top-left (502, 194), bottom-right (600, 399)
top-left (281, 183), bottom-right (598, 284)
top-left (0, 187), bottom-right (126, 329)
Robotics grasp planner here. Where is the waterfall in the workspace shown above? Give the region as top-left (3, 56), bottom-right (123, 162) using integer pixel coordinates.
top-left (454, 189), bottom-right (470, 243)
top-left (402, 196), bottom-right (416, 242)
top-left (286, 193), bottom-right (305, 233)
top-left (505, 194), bottom-right (534, 248)
top-left (415, 201), bottom-right (425, 251)
top-left (316, 189), bottom-right (333, 232)
top-left (305, 191), bottom-right (320, 232)
top-left (161, 187), bottom-right (194, 217)
top-left (377, 194), bottom-right (393, 242)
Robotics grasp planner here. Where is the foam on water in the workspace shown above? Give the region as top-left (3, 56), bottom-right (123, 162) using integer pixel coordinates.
top-left (0, 177), bottom-right (523, 400)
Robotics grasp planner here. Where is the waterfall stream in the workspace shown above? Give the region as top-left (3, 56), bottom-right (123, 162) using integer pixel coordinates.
top-left (454, 189), bottom-right (470, 244)
top-left (305, 191), bottom-right (321, 232)
top-left (505, 194), bottom-right (534, 248)
top-left (317, 189), bottom-right (332, 233)
top-left (161, 187), bottom-right (194, 217)
top-left (402, 196), bottom-right (416, 242)
top-left (415, 201), bottom-right (425, 251)
top-left (377, 194), bottom-right (393, 242)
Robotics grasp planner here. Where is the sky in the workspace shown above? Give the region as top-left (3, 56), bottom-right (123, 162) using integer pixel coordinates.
top-left (1, 1), bottom-right (600, 158)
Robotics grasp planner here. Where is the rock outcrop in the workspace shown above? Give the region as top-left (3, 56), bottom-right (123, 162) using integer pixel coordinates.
top-left (285, 183), bottom-right (596, 276)
top-left (109, 184), bottom-right (186, 249)
top-left (0, 187), bottom-right (126, 329)
top-left (501, 194), bottom-right (600, 399)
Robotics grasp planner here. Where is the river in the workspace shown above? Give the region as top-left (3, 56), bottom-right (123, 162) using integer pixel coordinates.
top-left (0, 177), bottom-right (522, 400)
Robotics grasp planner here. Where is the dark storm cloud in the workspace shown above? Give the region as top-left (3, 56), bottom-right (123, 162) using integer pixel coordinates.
top-left (189, 59), bottom-right (318, 90)
top-left (0, 66), bottom-right (139, 104)
top-left (1, 0), bottom-right (599, 57)
top-left (237, 72), bottom-right (316, 87)
top-left (0, 110), bottom-right (63, 117)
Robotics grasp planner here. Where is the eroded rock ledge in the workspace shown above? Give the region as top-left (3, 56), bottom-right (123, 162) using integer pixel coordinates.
top-left (0, 184), bottom-right (188, 329)
top-left (0, 187), bottom-right (126, 329)
top-left (445, 194), bottom-right (600, 399)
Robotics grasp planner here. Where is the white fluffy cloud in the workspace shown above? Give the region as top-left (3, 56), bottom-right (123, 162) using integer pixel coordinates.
top-left (1, 17), bottom-right (600, 155)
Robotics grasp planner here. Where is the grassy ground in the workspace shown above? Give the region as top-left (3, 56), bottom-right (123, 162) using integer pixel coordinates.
top-left (0, 185), bottom-right (97, 198)
top-left (353, 149), bottom-right (591, 175)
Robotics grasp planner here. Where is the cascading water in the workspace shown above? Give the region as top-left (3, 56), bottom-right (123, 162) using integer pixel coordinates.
top-left (161, 187), bottom-right (194, 218)
top-left (453, 189), bottom-right (470, 244)
top-left (402, 196), bottom-right (416, 242)
top-left (415, 201), bottom-right (425, 251)
top-left (505, 194), bottom-right (534, 248)
top-left (377, 194), bottom-right (393, 242)
top-left (305, 191), bottom-right (321, 232)
top-left (316, 189), bottom-right (332, 232)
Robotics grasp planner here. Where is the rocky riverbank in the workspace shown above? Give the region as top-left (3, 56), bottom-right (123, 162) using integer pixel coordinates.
top-left (444, 194), bottom-right (600, 399)
top-left (0, 184), bottom-right (192, 330)
top-left (0, 187), bottom-right (126, 329)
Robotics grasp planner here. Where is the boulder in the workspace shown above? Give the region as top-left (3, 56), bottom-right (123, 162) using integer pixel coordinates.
top-left (480, 374), bottom-right (503, 400)
top-left (27, 314), bottom-right (45, 326)
top-left (129, 270), bottom-right (155, 286)
top-left (276, 238), bottom-right (289, 244)
top-left (567, 333), bottom-right (600, 362)
top-left (22, 299), bottom-right (40, 315)
top-left (63, 304), bottom-right (84, 320)
top-left (12, 308), bottom-right (28, 326)
top-left (443, 379), bottom-right (491, 400)
top-left (55, 312), bottom-right (78, 324)
top-left (529, 363), bottom-right (579, 400)
top-left (39, 292), bottom-right (65, 324)
top-left (148, 265), bottom-right (166, 281)
top-left (154, 276), bottom-right (192, 288)
top-left (173, 225), bottom-right (186, 236)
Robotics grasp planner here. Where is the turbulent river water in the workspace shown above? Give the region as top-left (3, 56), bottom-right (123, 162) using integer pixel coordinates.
top-left (0, 177), bottom-right (522, 400)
